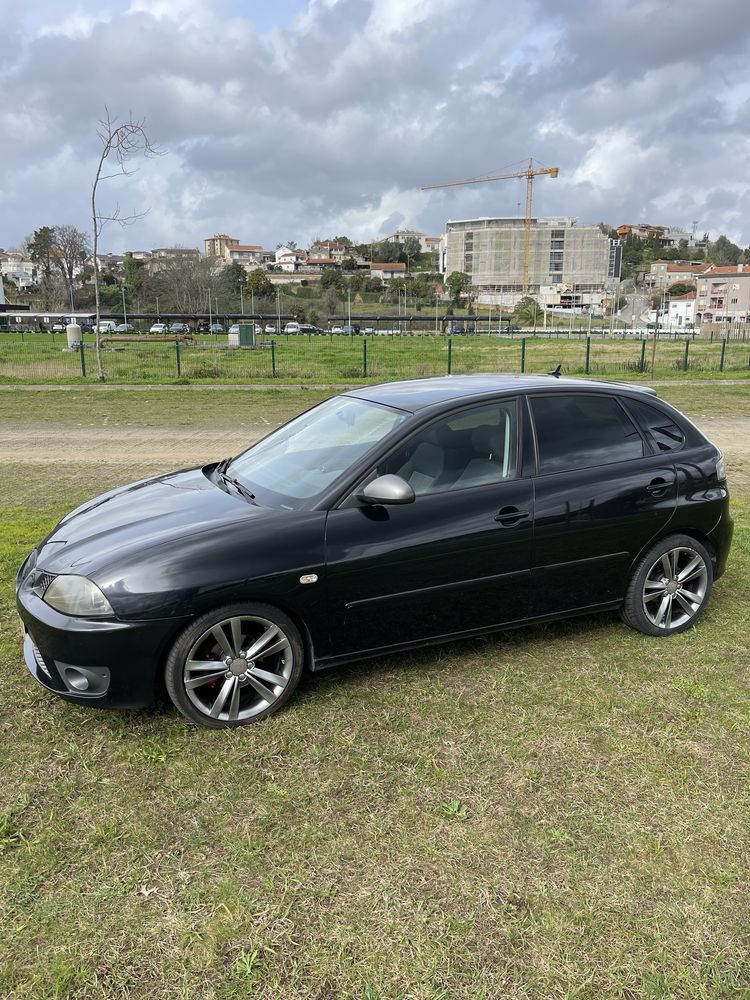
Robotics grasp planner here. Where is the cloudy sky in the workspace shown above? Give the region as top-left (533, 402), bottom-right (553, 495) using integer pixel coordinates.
top-left (2, 0), bottom-right (749, 254)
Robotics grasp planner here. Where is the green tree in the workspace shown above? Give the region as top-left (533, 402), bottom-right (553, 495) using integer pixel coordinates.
top-left (707, 235), bottom-right (742, 266)
top-left (332, 235), bottom-right (352, 246)
top-left (401, 236), bottom-right (422, 264)
top-left (320, 268), bottom-right (344, 291)
top-left (340, 257), bottom-right (358, 271)
top-left (123, 251), bottom-right (144, 295)
top-left (512, 296), bottom-right (540, 326)
top-left (665, 281), bottom-right (696, 298)
top-left (246, 268), bottom-right (273, 299)
top-left (372, 241), bottom-right (403, 264)
top-left (446, 271), bottom-right (470, 303)
top-left (25, 226), bottom-right (57, 307)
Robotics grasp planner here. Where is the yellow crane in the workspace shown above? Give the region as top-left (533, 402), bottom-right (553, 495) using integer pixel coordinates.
top-left (422, 157), bottom-right (559, 295)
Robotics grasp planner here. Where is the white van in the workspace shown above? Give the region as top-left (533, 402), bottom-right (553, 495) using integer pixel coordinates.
top-left (283, 321), bottom-right (301, 334)
top-left (93, 320), bottom-right (118, 334)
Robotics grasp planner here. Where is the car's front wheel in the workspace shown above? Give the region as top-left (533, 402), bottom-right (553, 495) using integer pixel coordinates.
top-left (621, 534), bottom-right (714, 636)
top-left (165, 603), bottom-right (305, 728)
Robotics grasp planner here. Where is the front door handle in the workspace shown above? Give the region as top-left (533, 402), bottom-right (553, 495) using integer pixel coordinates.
top-left (494, 505), bottom-right (530, 526)
top-left (645, 477), bottom-right (673, 497)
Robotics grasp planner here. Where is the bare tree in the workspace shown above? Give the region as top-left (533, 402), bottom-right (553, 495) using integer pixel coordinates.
top-left (92, 108), bottom-right (162, 379)
top-left (53, 224), bottom-right (90, 311)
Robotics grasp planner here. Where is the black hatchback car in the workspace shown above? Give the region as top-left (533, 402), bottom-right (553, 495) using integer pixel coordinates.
top-left (16, 375), bottom-right (732, 728)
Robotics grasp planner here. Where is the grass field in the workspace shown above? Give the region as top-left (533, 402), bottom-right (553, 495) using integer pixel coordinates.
top-left (1, 331), bottom-right (749, 385)
top-left (1, 384), bottom-right (749, 998)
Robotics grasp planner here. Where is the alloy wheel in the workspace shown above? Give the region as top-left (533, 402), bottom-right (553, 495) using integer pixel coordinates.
top-left (641, 546), bottom-right (709, 631)
top-left (183, 614), bottom-right (293, 722)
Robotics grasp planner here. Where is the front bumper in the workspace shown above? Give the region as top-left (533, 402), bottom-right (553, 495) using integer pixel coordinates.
top-left (16, 585), bottom-right (185, 710)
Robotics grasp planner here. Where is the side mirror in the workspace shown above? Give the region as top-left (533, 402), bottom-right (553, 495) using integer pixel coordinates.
top-left (356, 474), bottom-right (415, 506)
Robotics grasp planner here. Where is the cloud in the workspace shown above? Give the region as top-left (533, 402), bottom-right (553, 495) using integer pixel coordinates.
top-left (1, 0), bottom-right (749, 253)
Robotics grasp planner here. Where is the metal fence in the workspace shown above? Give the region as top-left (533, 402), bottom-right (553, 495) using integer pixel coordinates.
top-left (1, 330), bottom-right (749, 384)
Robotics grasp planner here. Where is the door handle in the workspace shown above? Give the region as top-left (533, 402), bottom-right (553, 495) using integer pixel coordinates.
top-left (645, 477), bottom-right (673, 497)
top-left (494, 506), bottom-right (530, 526)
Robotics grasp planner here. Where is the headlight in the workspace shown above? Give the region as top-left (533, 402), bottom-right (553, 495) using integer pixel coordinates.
top-left (716, 451), bottom-right (727, 482)
top-left (43, 575), bottom-right (114, 618)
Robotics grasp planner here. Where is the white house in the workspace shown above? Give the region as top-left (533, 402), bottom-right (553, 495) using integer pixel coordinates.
top-left (0, 250), bottom-right (36, 289)
top-left (667, 292), bottom-right (696, 328)
top-left (274, 245), bottom-right (307, 272)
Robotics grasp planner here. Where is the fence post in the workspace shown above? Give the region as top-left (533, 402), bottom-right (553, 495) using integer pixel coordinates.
top-left (720, 337), bottom-right (727, 372)
top-left (520, 337), bottom-right (526, 373)
top-left (639, 338), bottom-right (647, 373)
top-left (175, 340), bottom-right (181, 376)
top-left (585, 335), bottom-right (591, 375)
top-left (683, 337), bottom-right (690, 372)
top-left (79, 339), bottom-right (86, 377)
top-left (363, 337), bottom-right (367, 377)
top-left (447, 336), bottom-right (452, 374)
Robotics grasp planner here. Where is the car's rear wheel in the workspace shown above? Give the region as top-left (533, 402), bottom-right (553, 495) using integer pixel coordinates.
top-left (165, 602), bottom-right (304, 728)
top-left (621, 534), bottom-right (713, 636)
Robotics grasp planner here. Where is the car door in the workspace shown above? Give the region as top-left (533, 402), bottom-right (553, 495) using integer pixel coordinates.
top-left (528, 392), bottom-right (678, 616)
top-left (324, 399), bottom-right (534, 658)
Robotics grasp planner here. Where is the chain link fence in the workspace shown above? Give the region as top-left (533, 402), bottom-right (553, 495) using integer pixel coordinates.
top-left (1, 330), bottom-right (749, 384)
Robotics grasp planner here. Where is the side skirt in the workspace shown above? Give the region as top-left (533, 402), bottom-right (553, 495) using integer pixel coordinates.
top-left (309, 599), bottom-right (623, 672)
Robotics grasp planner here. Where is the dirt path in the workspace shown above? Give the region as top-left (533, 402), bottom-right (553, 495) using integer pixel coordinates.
top-left (1, 416), bottom-right (747, 483)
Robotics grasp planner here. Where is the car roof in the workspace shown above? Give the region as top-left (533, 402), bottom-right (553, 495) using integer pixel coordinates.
top-left (346, 374), bottom-right (658, 412)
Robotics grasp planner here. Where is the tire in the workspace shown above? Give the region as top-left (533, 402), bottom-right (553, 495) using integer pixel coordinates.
top-left (621, 534), bottom-right (713, 636)
top-left (165, 602), bottom-right (305, 728)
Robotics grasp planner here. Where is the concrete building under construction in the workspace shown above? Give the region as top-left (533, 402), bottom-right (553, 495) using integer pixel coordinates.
top-left (443, 216), bottom-right (621, 311)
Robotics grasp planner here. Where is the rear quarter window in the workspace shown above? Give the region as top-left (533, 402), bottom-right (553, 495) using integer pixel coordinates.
top-left (624, 398), bottom-right (685, 453)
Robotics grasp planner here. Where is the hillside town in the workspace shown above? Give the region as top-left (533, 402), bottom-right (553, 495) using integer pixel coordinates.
top-left (2, 216), bottom-right (749, 331)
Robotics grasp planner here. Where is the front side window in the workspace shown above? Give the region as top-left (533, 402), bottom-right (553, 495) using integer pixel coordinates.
top-left (378, 401), bottom-right (518, 495)
top-left (230, 396), bottom-right (409, 508)
top-left (625, 398), bottom-right (684, 453)
top-left (531, 394), bottom-right (644, 474)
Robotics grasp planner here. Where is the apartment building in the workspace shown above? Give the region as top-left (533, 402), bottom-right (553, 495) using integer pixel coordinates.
top-left (383, 229), bottom-right (442, 253)
top-left (695, 265), bottom-right (750, 324)
top-left (647, 260), bottom-right (711, 289)
top-left (204, 234), bottom-right (239, 257)
top-left (444, 217), bottom-right (620, 309)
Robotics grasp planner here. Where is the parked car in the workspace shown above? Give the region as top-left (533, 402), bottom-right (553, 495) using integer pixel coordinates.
top-left (284, 322), bottom-right (301, 334)
top-left (331, 325), bottom-right (343, 333)
top-left (115, 323), bottom-right (135, 333)
top-left (16, 374), bottom-right (732, 729)
top-left (149, 323), bottom-right (167, 334)
top-left (208, 323), bottom-right (224, 333)
top-left (341, 323), bottom-right (360, 335)
top-left (363, 326), bottom-right (375, 334)
top-left (51, 321), bottom-right (67, 332)
top-left (93, 320), bottom-right (118, 334)
top-left (228, 324), bottom-right (241, 335)
top-left (265, 324), bottom-right (277, 334)
top-left (169, 322), bottom-right (190, 334)
top-left (451, 324), bottom-right (465, 335)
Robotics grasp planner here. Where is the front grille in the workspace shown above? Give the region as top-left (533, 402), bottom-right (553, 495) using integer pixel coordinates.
top-left (34, 572), bottom-right (56, 595)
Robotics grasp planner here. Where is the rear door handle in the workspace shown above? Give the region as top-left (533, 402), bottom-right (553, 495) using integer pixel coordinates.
top-left (494, 506), bottom-right (530, 526)
top-left (645, 477), bottom-right (674, 497)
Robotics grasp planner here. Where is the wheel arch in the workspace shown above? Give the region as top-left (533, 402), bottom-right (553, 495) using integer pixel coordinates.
top-left (153, 593), bottom-right (318, 702)
top-left (631, 527), bottom-right (717, 577)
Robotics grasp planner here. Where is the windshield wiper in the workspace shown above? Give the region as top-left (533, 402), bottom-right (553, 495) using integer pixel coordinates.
top-left (216, 456), bottom-right (233, 475)
top-left (219, 471), bottom-right (256, 504)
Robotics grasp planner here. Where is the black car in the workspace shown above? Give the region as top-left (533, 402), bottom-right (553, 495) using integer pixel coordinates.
top-left (16, 375), bottom-right (732, 728)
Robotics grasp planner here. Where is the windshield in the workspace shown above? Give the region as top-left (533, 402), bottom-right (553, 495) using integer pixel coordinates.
top-left (228, 395), bottom-right (409, 508)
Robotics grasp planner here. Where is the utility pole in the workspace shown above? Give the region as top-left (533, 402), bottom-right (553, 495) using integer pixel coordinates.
top-left (121, 282), bottom-right (127, 327)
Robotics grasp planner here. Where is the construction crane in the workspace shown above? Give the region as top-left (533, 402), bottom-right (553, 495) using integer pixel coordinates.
top-left (422, 157), bottom-right (559, 295)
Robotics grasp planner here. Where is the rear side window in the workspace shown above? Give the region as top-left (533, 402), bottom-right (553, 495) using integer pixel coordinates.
top-left (531, 394), bottom-right (645, 474)
top-left (625, 398), bottom-right (684, 453)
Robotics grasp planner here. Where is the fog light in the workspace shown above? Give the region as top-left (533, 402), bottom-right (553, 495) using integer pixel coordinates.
top-left (64, 668), bottom-right (90, 692)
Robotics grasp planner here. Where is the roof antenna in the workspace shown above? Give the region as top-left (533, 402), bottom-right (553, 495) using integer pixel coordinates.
top-left (547, 364), bottom-right (562, 378)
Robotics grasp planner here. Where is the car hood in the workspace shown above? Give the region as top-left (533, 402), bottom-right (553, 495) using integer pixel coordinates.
top-left (36, 466), bottom-right (267, 578)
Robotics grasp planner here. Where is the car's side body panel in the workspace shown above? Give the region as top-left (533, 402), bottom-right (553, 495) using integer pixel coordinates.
top-left (323, 477), bottom-right (534, 655)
